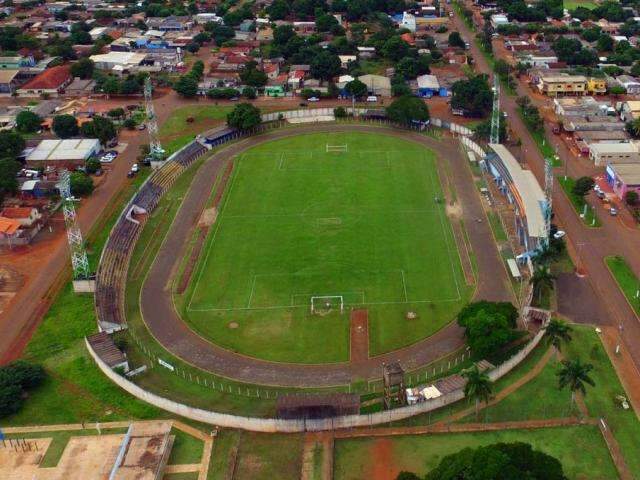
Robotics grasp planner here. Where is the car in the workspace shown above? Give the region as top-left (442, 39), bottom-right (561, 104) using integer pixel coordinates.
top-left (142, 156), bottom-right (152, 166)
top-left (553, 230), bottom-right (566, 239)
top-left (308, 97), bottom-right (320, 102)
top-left (131, 163), bottom-right (139, 173)
top-left (596, 190), bottom-right (605, 199)
top-left (366, 95), bottom-right (378, 102)
top-left (229, 96), bottom-right (240, 101)
top-left (610, 207), bottom-right (618, 216)
top-left (127, 170), bottom-right (135, 178)
top-left (106, 150), bottom-right (118, 157)
top-left (100, 155), bottom-right (114, 163)
top-left (137, 123), bottom-right (146, 130)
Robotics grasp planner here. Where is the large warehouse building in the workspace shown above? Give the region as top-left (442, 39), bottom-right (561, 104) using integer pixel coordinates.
top-left (25, 138), bottom-right (101, 167)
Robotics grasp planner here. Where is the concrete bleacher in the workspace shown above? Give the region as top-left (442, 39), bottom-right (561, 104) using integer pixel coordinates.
top-left (95, 138), bottom-right (211, 332)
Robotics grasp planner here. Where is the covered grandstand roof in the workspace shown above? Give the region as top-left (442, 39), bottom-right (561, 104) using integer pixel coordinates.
top-left (489, 144), bottom-right (547, 239)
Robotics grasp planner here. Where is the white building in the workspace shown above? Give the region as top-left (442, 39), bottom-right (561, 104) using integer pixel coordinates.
top-left (617, 75), bottom-right (640, 95)
top-left (401, 11), bottom-right (417, 32)
top-left (589, 142), bottom-right (640, 166)
top-left (491, 14), bottom-right (509, 29)
top-left (90, 52), bottom-right (147, 73)
top-left (25, 139), bottom-right (100, 165)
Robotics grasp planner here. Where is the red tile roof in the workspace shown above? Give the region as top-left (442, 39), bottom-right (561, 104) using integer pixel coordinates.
top-left (1, 207), bottom-right (34, 219)
top-left (20, 65), bottom-right (71, 91)
top-left (0, 218), bottom-right (20, 235)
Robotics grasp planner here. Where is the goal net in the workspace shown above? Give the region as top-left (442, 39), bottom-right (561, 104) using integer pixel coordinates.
top-left (310, 295), bottom-right (344, 315)
top-left (326, 144), bottom-right (348, 153)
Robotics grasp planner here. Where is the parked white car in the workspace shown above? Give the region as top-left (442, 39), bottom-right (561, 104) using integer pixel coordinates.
top-left (308, 97), bottom-right (320, 102)
top-left (553, 230), bottom-right (566, 239)
top-left (366, 96), bottom-right (378, 102)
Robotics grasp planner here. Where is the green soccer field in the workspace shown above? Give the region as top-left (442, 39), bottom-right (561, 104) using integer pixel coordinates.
top-left (180, 131), bottom-right (472, 363)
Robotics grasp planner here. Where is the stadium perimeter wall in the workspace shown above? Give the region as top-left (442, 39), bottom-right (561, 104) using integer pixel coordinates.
top-left (86, 114), bottom-right (546, 432)
top-left (86, 323), bottom-right (544, 432)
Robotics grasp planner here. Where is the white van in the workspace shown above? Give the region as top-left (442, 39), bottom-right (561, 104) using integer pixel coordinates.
top-left (366, 95), bottom-right (378, 102)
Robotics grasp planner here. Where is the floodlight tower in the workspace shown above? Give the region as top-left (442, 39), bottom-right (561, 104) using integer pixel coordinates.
top-left (58, 170), bottom-right (90, 281)
top-left (144, 76), bottom-right (165, 165)
top-left (543, 158), bottom-right (554, 248)
top-left (490, 75), bottom-right (501, 145)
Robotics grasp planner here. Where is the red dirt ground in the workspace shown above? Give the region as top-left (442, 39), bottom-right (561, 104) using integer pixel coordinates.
top-left (349, 309), bottom-right (369, 363)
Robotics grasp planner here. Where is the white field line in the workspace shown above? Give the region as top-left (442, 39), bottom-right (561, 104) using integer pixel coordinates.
top-left (186, 154), bottom-right (241, 311)
top-left (429, 157), bottom-right (462, 300)
top-left (189, 148), bottom-right (463, 312)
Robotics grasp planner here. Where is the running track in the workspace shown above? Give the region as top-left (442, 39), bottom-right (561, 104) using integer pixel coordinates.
top-left (140, 124), bottom-right (513, 387)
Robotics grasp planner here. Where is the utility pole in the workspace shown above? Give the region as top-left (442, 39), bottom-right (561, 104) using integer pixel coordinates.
top-left (144, 76), bottom-right (165, 167)
top-left (490, 74), bottom-right (500, 145)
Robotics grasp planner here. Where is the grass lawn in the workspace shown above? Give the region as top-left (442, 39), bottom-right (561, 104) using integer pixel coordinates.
top-left (564, 0), bottom-right (597, 9)
top-left (2, 170), bottom-right (168, 427)
top-left (159, 105), bottom-right (232, 157)
top-left (605, 255), bottom-right (640, 316)
top-left (181, 131), bottom-right (471, 362)
top-left (207, 429), bottom-right (240, 480)
top-left (167, 428), bottom-right (204, 465)
top-left (333, 426), bottom-right (617, 480)
top-left (458, 325), bottom-right (640, 476)
top-left (558, 176), bottom-right (601, 227)
top-left (233, 432), bottom-right (303, 480)
top-left (564, 326), bottom-right (640, 476)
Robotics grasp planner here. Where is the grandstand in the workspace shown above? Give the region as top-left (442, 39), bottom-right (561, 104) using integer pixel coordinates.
top-left (95, 139), bottom-right (209, 332)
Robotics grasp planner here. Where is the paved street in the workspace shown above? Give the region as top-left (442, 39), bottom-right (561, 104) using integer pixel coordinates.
top-left (452, 9), bottom-right (640, 407)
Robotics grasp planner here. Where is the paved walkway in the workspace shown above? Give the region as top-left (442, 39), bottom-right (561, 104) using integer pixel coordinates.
top-left (140, 124), bottom-right (513, 387)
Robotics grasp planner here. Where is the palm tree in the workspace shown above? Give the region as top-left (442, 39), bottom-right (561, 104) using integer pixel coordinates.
top-left (462, 365), bottom-right (493, 419)
top-left (530, 266), bottom-right (556, 305)
top-left (533, 243), bottom-right (554, 267)
top-left (557, 358), bottom-right (595, 407)
top-left (543, 319), bottom-right (573, 353)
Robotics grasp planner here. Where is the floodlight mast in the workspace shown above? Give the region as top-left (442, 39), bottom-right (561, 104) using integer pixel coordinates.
top-left (144, 76), bottom-right (165, 162)
top-left (490, 75), bottom-right (501, 145)
top-left (57, 170), bottom-right (90, 280)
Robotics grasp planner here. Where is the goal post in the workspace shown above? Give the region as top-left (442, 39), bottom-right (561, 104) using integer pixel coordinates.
top-left (310, 295), bottom-right (344, 315)
top-left (326, 144), bottom-right (348, 153)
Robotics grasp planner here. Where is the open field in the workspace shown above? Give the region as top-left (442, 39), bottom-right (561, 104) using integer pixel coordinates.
top-left (605, 255), bottom-right (640, 316)
top-left (158, 105), bottom-right (232, 156)
top-left (181, 131), bottom-right (471, 362)
top-left (564, 0), bottom-right (598, 9)
top-left (334, 426), bottom-right (617, 480)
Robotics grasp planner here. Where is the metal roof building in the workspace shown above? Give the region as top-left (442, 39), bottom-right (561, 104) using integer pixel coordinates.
top-left (26, 138), bottom-right (100, 163)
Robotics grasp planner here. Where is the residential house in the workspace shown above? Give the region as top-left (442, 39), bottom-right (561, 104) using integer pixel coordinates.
top-left (537, 74), bottom-right (587, 96)
top-left (358, 74), bottom-right (392, 97)
top-left (338, 55), bottom-right (356, 69)
top-left (416, 74), bottom-right (440, 97)
top-left (0, 70), bottom-right (19, 95)
top-left (589, 142), bottom-right (640, 166)
top-left (490, 14), bottom-right (509, 29)
top-left (288, 70), bottom-right (306, 89)
top-left (17, 65), bottom-right (72, 98)
top-left (587, 77), bottom-right (607, 95)
top-left (145, 16), bottom-right (193, 32)
top-left (617, 75), bottom-right (640, 94)
top-left (620, 100), bottom-right (640, 122)
top-left (606, 162), bottom-right (640, 200)
top-left (357, 46), bottom-right (376, 59)
top-left (0, 207), bottom-right (42, 227)
top-left (553, 97), bottom-right (610, 117)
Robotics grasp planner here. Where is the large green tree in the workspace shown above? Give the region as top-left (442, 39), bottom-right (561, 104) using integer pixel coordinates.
top-left (544, 319), bottom-right (573, 353)
top-left (52, 114), bottom-right (79, 138)
top-left (239, 61), bottom-right (268, 87)
top-left (81, 116), bottom-right (116, 145)
top-left (70, 58), bottom-right (95, 79)
top-left (16, 111), bottom-right (42, 133)
top-left (173, 75), bottom-right (198, 98)
top-left (344, 79), bottom-right (367, 98)
top-left (227, 103), bottom-right (261, 130)
top-left (310, 50), bottom-right (342, 81)
top-left (451, 75), bottom-right (493, 118)
top-left (425, 442), bottom-right (567, 480)
top-left (70, 171), bottom-right (94, 196)
top-left (0, 158), bottom-right (21, 203)
top-left (0, 130), bottom-right (26, 157)
top-left (460, 309), bottom-right (518, 359)
top-left (386, 96), bottom-right (429, 125)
